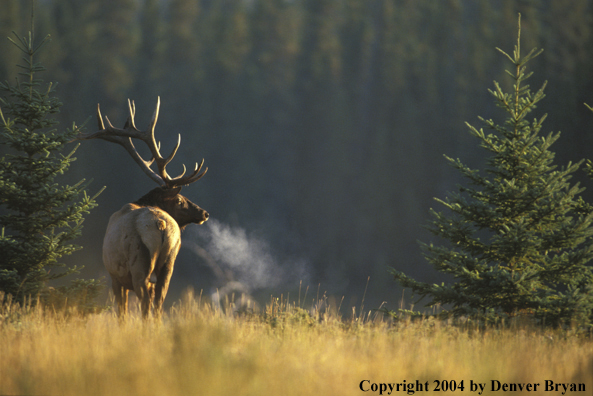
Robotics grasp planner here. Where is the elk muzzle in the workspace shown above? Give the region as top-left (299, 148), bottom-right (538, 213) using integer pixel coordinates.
top-left (198, 209), bottom-right (209, 224)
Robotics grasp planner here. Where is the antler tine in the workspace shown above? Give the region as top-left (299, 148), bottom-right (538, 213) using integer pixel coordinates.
top-left (148, 96), bottom-right (161, 147)
top-left (96, 103), bottom-right (105, 130)
top-left (104, 115), bottom-right (116, 129)
top-left (150, 133), bottom-right (181, 185)
top-left (175, 164), bottom-right (188, 180)
top-left (143, 96), bottom-right (168, 164)
top-left (159, 133), bottom-right (181, 166)
top-left (150, 96), bottom-right (160, 130)
top-left (125, 99), bottom-right (137, 130)
top-left (167, 158), bottom-right (208, 187)
top-left (73, 103), bottom-right (112, 141)
top-left (165, 134), bottom-right (181, 165)
top-left (185, 162), bottom-right (208, 184)
top-left (189, 159), bottom-right (208, 182)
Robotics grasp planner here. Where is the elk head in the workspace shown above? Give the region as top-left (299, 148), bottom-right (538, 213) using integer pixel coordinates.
top-left (134, 186), bottom-right (209, 229)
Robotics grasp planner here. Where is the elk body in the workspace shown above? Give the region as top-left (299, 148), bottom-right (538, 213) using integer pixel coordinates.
top-left (78, 97), bottom-right (209, 318)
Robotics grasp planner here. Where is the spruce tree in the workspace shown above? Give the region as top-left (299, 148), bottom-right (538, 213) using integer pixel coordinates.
top-left (390, 17), bottom-right (593, 327)
top-left (0, 29), bottom-right (103, 308)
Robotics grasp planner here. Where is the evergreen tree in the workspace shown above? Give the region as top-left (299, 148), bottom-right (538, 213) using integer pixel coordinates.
top-left (0, 30), bottom-right (103, 308)
top-left (390, 17), bottom-right (593, 327)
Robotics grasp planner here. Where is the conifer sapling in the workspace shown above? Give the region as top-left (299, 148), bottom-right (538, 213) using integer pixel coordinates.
top-left (390, 16), bottom-right (593, 327)
top-left (0, 29), bottom-right (104, 310)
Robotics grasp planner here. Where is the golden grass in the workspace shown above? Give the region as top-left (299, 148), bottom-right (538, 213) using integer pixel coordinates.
top-left (1, 290), bottom-right (591, 396)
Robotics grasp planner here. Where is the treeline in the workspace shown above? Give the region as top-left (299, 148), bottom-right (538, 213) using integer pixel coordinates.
top-left (2, 0), bottom-right (593, 305)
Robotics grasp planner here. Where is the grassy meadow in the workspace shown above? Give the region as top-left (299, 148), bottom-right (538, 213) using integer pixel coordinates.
top-left (1, 290), bottom-right (592, 396)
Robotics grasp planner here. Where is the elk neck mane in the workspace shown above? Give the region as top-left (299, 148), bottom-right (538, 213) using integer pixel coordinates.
top-left (133, 186), bottom-right (174, 207)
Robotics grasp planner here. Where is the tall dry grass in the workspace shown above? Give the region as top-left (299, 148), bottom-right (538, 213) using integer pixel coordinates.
top-left (1, 290), bottom-right (591, 396)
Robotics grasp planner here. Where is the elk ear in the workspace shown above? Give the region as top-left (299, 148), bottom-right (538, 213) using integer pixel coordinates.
top-left (163, 186), bottom-right (182, 198)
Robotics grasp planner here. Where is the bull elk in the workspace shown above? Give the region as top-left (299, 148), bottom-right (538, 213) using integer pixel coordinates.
top-left (77, 97), bottom-right (209, 318)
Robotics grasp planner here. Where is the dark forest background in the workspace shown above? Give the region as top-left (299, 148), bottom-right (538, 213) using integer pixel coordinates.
top-left (2, 0), bottom-right (593, 310)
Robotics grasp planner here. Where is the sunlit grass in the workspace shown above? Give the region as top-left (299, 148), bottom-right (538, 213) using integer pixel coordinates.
top-left (1, 290), bottom-right (591, 396)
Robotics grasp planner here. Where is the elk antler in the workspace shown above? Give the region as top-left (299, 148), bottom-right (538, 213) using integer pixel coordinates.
top-left (75, 97), bottom-right (207, 188)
